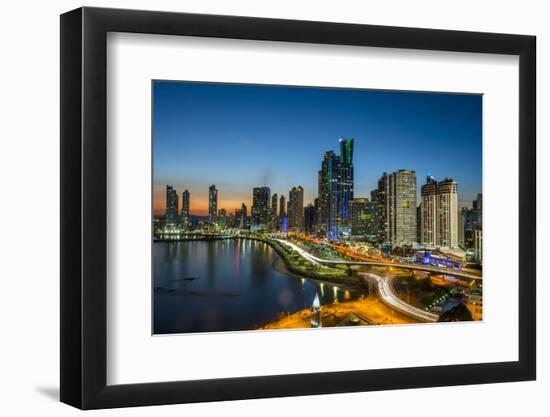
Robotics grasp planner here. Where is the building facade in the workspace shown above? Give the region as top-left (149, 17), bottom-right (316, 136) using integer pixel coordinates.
top-left (304, 203), bottom-right (317, 235)
top-left (288, 185), bottom-right (304, 232)
top-left (316, 138), bottom-right (355, 240)
top-left (436, 178), bottom-right (458, 248)
top-left (181, 189), bottom-right (190, 230)
top-left (271, 193), bottom-right (278, 231)
top-left (474, 229), bottom-right (483, 262)
top-left (370, 173), bottom-right (388, 243)
top-left (386, 169), bottom-right (417, 246)
top-left (251, 187), bottom-right (270, 231)
top-left (165, 185), bottom-right (179, 226)
top-left (420, 176), bottom-right (459, 249)
top-left (337, 138), bottom-right (354, 235)
top-left (208, 185), bottom-right (218, 224)
top-left (420, 175), bottom-right (438, 246)
top-left (279, 195), bottom-right (286, 217)
top-left (350, 198), bottom-right (369, 239)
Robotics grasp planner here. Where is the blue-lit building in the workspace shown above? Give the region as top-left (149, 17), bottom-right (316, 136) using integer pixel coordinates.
top-left (317, 138), bottom-right (354, 241)
top-left (281, 215), bottom-right (288, 233)
top-left (414, 251), bottom-right (461, 270)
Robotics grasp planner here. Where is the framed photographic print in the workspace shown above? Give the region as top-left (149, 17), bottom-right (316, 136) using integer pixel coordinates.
top-left (60, 7), bottom-right (536, 409)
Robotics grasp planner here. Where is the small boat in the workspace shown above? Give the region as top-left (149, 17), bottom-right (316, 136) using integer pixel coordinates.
top-left (182, 277), bottom-right (199, 281)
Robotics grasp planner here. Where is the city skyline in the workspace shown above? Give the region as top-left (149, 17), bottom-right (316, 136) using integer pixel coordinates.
top-left (153, 81), bottom-right (482, 216)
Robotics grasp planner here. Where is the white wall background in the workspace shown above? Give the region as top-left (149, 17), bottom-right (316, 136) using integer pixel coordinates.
top-left (0, 0), bottom-right (546, 415)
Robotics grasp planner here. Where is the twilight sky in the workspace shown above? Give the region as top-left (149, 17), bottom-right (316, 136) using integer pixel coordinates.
top-left (153, 81), bottom-right (482, 217)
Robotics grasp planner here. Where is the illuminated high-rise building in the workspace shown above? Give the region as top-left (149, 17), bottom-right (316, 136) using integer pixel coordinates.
top-left (458, 207), bottom-right (466, 247)
top-left (420, 176), bottom-right (459, 248)
top-left (386, 170), bottom-right (417, 246)
top-left (337, 138), bottom-right (354, 234)
top-left (218, 208), bottom-right (227, 228)
top-left (165, 185), bottom-right (179, 226)
top-left (241, 202), bottom-right (248, 229)
top-left (350, 198), bottom-right (369, 238)
top-left (304, 203), bottom-right (317, 235)
top-left (474, 229), bottom-right (483, 262)
top-left (474, 193), bottom-right (483, 229)
top-left (288, 186), bottom-right (304, 232)
top-left (181, 189), bottom-right (190, 229)
top-left (234, 208), bottom-right (243, 228)
top-left (316, 138), bottom-right (355, 240)
top-left (317, 150), bottom-right (340, 240)
top-left (420, 175), bottom-right (438, 246)
top-left (251, 187), bottom-right (270, 231)
top-left (436, 178), bottom-right (458, 248)
top-left (271, 193), bottom-right (278, 230)
top-left (370, 173), bottom-right (388, 243)
top-left (208, 185), bottom-right (218, 224)
top-left (279, 195), bottom-right (286, 217)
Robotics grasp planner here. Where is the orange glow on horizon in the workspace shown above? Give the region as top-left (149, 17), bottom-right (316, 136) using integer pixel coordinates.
top-left (153, 196), bottom-right (253, 217)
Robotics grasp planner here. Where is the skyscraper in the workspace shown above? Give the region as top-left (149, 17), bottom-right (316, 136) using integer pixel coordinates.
top-left (288, 186), bottom-right (304, 232)
top-left (350, 198), bottom-right (369, 238)
top-left (165, 185), bottom-right (179, 226)
top-left (208, 185), bottom-right (218, 224)
top-left (420, 175), bottom-right (438, 246)
top-left (370, 173), bottom-right (388, 243)
top-left (241, 202), bottom-right (248, 229)
top-left (337, 138), bottom-right (354, 233)
top-left (317, 150), bottom-right (340, 240)
top-left (316, 139), bottom-right (355, 240)
top-left (218, 208), bottom-right (227, 228)
top-left (251, 187), bottom-right (270, 231)
top-left (279, 195), bottom-right (286, 217)
top-left (474, 229), bottom-right (483, 262)
top-left (420, 176), bottom-right (459, 248)
top-left (386, 170), bottom-right (417, 246)
top-left (458, 207), bottom-right (466, 247)
top-left (234, 208), bottom-right (243, 228)
top-left (475, 193), bottom-right (483, 229)
top-left (181, 189), bottom-right (190, 230)
top-left (304, 204), bottom-right (317, 235)
top-left (271, 193), bottom-right (278, 230)
top-left (436, 178), bottom-right (458, 248)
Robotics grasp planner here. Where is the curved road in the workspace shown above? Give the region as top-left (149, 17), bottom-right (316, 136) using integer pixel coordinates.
top-left (360, 272), bottom-right (438, 322)
top-left (277, 239), bottom-right (439, 323)
top-left (276, 239), bottom-right (479, 280)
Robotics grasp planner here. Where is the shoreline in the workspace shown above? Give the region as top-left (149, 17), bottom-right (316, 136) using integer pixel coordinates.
top-left (156, 235), bottom-right (365, 290)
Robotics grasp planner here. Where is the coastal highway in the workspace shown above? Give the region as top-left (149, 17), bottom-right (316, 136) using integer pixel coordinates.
top-left (276, 239), bottom-right (439, 322)
top-left (275, 239), bottom-right (480, 281)
top-left (359, 272), bottom-right (439, 322)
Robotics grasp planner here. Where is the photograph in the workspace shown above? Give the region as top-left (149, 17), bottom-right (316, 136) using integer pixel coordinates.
top-left (152, 80), bottom-right (483, 335)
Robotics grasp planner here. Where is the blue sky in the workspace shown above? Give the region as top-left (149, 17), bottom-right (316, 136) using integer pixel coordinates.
top-left (153, 81), bottom-right (482, 216)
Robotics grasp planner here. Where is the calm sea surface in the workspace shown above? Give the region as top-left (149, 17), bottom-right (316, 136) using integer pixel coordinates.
top-left (153, 239), bottom-right (364, 334)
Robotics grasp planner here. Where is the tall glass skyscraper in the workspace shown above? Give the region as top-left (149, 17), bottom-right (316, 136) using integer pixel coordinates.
top-left (208, 185), bottom-right (218, 224)
top-left (279, 195), bottom-right (286, 217)
top-left (165, 185), bottom-right (179, 226)
top-left (337, 138), bottom-right (354, 233)
top-left (251, 186), bottom-right (270, 231)
top-left (181, 189), bottom-right (190, 229)
top-left (316, 138), bottom-right (354, 240)
top-left (271, 193), bottom-right (278, 231)
top-left (370, 173), bottom-right (388, 243)
top-left (288, 186), bottom-right (304, 232)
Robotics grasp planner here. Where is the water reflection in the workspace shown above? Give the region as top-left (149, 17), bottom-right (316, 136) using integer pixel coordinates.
top-left (153, 239), bottom-right (365, 334)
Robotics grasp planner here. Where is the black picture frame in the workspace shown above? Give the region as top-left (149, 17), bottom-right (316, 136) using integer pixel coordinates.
top-left (60, 6), bottom-right (536, 410)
